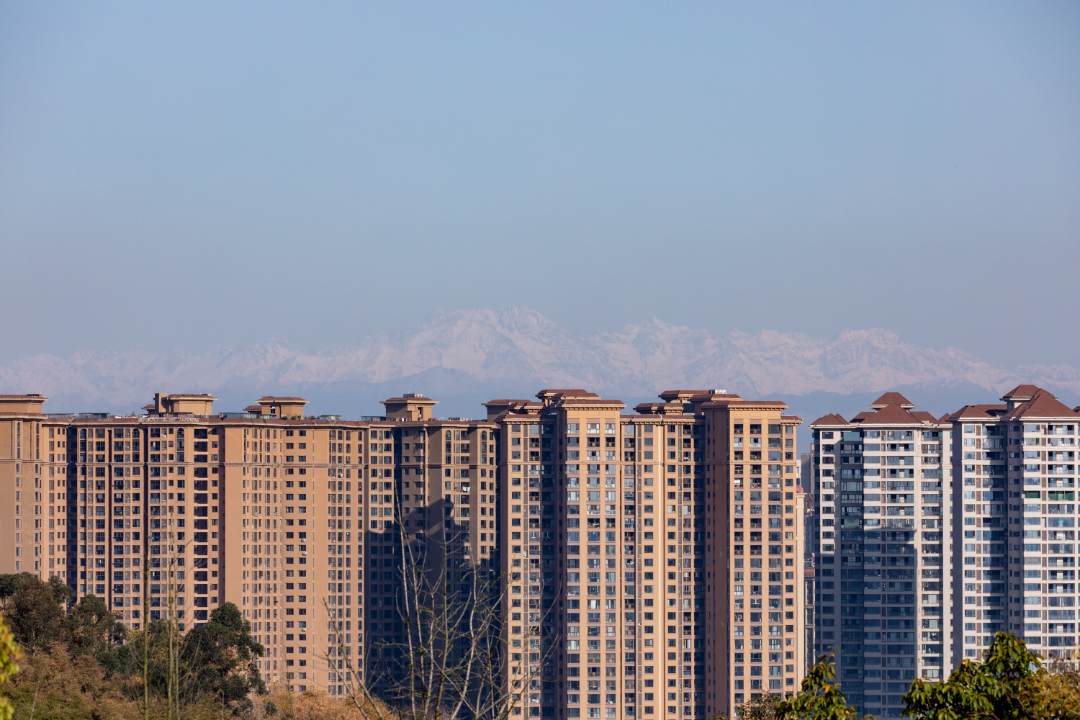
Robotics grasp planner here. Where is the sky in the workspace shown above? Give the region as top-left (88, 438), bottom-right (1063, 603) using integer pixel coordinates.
top-left (1, 1), bottom-right (1078, 367)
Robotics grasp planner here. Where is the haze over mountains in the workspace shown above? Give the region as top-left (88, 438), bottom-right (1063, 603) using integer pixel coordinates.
top-left (2, 307), bottom-right (1077, 426)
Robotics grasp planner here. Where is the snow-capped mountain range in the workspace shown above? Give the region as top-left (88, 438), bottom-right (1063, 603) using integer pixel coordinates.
top-left (2, 307), bottom-right (1077, 418)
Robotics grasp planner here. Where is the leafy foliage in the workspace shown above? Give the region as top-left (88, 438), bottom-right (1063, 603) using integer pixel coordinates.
top-left (903, 632), bottom-right (1041, 720)
top-left (731, 692), bottom-right (780, 719)
top-left (0, 574), bottom-right (35, 600)
top-left (775, 655), bottom-right (873, 720)
top-left (180, 602), bottom-right (266, 712)
top-left (3, 575), bottom-right (71, 651)
top-left (3, 641), bottom-right (147, 720)
top-left (63, 594), bottom-right (123, 657)
top-left (1, 590), bottom-right (263, 719)
top-left (1027, 657), bottom-right (1080, 720)
top-left (0, 614), bottom-right (20, 720)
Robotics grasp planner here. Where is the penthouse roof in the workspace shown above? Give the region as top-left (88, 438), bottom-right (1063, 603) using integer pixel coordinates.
top-left (809, 413), bottom-right (849, 427)
top-left (634, 402), bottom-right (686, 415)
top-left (536, 389), bottom-right (599, 399)
top-left (870, 392), bottom-right (914, 409)
top-left (558, 398), bottom-right (626, 407)
top-left (382, 396), bottom-right (437, 404)
top-left (851, 403), bottom-right (927, 425)
top-left (811, 395), bottom-right (945, 428)
top-left (699, 400), bottom-right (788, 409)
top-left (1002, 385), bottom-right (1042, 400)
top-left (947, 404), bottom-right (1007, 421)
top-left (1001, 388), bottom-right (1079, 421)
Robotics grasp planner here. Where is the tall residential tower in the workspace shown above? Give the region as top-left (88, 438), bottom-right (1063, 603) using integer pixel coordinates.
top-left (0, 387), bottom-right (807, 718)
top-left (809, 386), bottom-right (1080, 719)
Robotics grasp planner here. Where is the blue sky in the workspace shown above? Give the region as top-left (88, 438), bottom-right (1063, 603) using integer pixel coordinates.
top-left (1, 2), bottom-right (1077, 366)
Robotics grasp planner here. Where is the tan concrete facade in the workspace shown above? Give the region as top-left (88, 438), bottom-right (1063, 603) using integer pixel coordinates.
top-left (0, 388), bottom-right (806, 717)
top-left (700, 396), bottom-right (805, 713)
top-left (489, 389), bottom-right (805, 720)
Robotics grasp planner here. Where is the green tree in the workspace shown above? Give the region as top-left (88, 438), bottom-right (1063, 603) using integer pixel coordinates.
top-left (4, 576), bottom-right (69, 651)
top-left (179, 602), bottom-right (265, 713)
top-left (903, 632), bottom-right (1041, 720)
top-left (732, 693), bottom-right (780, 719)
top-left (62, 594), bottom-right (122, 658)
top-left (775, 655), bottom-right (872, 720)
top-left (0, 574), bottom-right (34, 601)
top-left (0, 614), bottom-right (20, 720)
top-left (1028, 656), bottom-right (1080, 720)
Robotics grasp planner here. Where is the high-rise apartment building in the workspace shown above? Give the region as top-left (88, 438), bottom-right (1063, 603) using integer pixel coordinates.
top-left (0, 391), bottom-right (497, 697)
top-left (946, 386), bottom-right (1079, 662)
top-left (487, 390), bottom-right (805, 720)
top-left (808, 386), bottom-right (1080, 719)
top-left (808, 393), bottom-right (951, 719)
top-left (0, 387), bottom-right (805, 718)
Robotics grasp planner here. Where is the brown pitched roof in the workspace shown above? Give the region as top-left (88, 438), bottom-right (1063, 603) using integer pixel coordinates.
top-left (870, 392), bottom-right (914, 409)
top-left (948, 405), bottom-right (994, 421)
top-left (258, 396), bottom-right (308, 402)
top-left (537, 388), bottom-right (595, 396)
top-left (858, 403), bottom-right (924, 425)
top-left (1002, 390), bottom-right (1079, 420)
top-left (1001, 385), bottom-right (1042, 400)
top-left (810, 413), bottom-right (848, 427)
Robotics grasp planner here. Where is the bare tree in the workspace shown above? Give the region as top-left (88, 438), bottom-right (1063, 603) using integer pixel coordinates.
top-left (319, 502), bottom-right (558, 720)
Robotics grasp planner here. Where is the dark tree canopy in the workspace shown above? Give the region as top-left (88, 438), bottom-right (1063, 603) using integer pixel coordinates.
top-left (904, 632), bottom-right (1042, 720)
top-left (0, 573), bottom-right (35, 600)
top-left (4, 575), bottom-right (70, 650)
top-left (179, 602), bottom-right (266, 713)
top-left (776, 655), bottom-right (872, 720)
top-left (62, 594), bottom-right (122, 657)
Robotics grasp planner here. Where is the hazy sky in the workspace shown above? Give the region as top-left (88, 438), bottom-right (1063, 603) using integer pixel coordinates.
top-left (1, 2), bottom-right (1078, 366)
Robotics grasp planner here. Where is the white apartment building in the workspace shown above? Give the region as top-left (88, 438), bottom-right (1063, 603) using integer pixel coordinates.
top-left (809, 385), bottom-right (1080, 719)
top-left (809, 393), bottom-right (951, 719)
top-left (947, 386), bottom-right (1079, 663)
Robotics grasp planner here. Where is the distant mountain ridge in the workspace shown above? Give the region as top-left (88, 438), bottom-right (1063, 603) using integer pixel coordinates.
top-left (1, 306), bottom-right (1077, 415)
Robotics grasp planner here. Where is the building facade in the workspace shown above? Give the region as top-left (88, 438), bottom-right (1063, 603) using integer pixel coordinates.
top-left (0, 387), bottom-right (806, 717)
top-left (808, 393), bottom-right (951, 719)
top-left (488, 390), bottom-right (806, 720)
top-left (808, 386), bottom-right (1080, 719)
top-left (947, 386), bottom-right (1079, 664)
top-left (0, 392), bottom-right (497, 697)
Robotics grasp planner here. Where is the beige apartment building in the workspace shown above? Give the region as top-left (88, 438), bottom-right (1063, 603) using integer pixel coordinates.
top-left (0, 388), bottom-right (805, 718)
top-left (486, 389), bottom-right (804, 719)
top-left (0, 392), bottom-right (496, 697)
